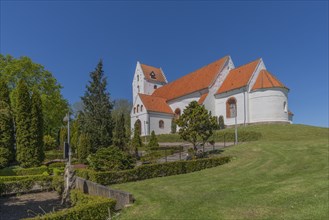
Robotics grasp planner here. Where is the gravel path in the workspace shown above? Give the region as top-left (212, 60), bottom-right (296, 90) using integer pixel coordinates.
top-left (0, 191), bottom-right (64, 220)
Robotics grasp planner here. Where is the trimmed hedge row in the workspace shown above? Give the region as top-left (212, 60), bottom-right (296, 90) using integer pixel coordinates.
top-left (45, 150), bottom-right (63, 161)
top-left (76, 156), bottom-right (231, 185)
top-left (25, 190), bottom-right (116, 220)
top-left (0, 175), bottom-right (53, 195)
top-left (0, 166), bottom-right (49, 176)
top-left (0, 173), bottom-right (49, 182)
top-left (214, 130), bottom-right (262, 142)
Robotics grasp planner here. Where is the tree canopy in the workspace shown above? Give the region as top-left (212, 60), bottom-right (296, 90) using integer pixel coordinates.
top-left (0, 54), bottom-right (68, 137)
top-left (176, 101), bottom-right (217, 151)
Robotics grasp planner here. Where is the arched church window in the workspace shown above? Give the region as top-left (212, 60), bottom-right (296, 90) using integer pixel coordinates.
top-left (134, 107), bottom-right (136, 114)
top-left (141, 105), bottom-right (143, 112)
top-left (159, 120), bottom-right (164, 129)
top-left (137, 85), bottom-right (140, 93)
top-left (137, 104), bottom-right (139, 113)
top-left (226, 97), bottom-right (237, 118)
top-left (137, 75), bottom-right (139, 81)
top-left (154, 85), bottom-right (157, 89)
top-left (283, 101), bottom-right (287, 113)
top-left (174, 108), bottom-right (181, 119)
top-left (150, 71), bottom-right (156, 79)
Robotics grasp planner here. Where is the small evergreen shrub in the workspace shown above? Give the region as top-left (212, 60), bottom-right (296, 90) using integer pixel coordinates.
top-left (45, 150), bottom-right (63, 160)
top-left (43, 135), bottom-right (57, 150)
top-left (87, 146), bottom-right (135, 171)
top-left (0, 147), bottom-right (11, 168)
top-left (147, 131), bottom-right (159, 150)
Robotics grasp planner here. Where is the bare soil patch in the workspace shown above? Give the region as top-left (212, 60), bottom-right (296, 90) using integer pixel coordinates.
top-left (0, 191), bottom-right (64, 220)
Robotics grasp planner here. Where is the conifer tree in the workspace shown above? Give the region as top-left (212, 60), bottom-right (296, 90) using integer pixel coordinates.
top-left (30, 89), bottom-right (45, 165)
top-left (77, 133), bottom-right (92, 163)
top-left (147, 130), bottom-right (159, 150)
top-left (15, 80), bottom-right (32, 167)
top-left (0, 80), bottom-right (15, 167)
top-left (132, 121), bottom-right (142, 158)
top-left (218, 115), bottom-right (225, 130)
top-left (80, 60), bottom-right (113, 152)
top-left (171, 118), bottom-right (177, 134)
top-left (113, 113), bottom-right (127, 151)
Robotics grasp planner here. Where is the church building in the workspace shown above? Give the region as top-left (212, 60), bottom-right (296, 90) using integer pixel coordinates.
top-left (131, 56), bottom-right (293, 136)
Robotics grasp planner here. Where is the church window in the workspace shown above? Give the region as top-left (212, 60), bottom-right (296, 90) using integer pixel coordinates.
top-left (141, 105), bottom-right (143, 112)
top-left (159, 120), bottom-right (164, 129)
top-left (134, 107), bottom-right (136, 114)
top-left (137, 104), bottom-right (139, 113)
top-left (137, 75), bottom-right (139, 81)
top-left (226, 97), bottom-right (237, 118)
top-left (283, 101), bottom-right (287, 113)
top-left (150, 71), bottom-right (156, 79)
top-left (137, 85), bottom-right (140, 93)
top-left (154, 85), bottom-right (157, 89)
top-left (174, 108), bottom-right (181, 119)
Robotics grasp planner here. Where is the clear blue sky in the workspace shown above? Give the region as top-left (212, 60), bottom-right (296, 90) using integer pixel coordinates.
top-left (1, 1), bottom-right (328, 127)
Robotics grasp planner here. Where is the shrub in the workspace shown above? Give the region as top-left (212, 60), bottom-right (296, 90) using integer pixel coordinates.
top-left (218, 115), bottom-right (225, 130)
top-left (25, 189), bottom-right (116, 220)
top-left (43, 135), bottom-right (57, 150)
top-left (76, 156), bottom-right (231, 185)
top-left (0, 147), bottom-right (10, 168)
top-left (0, 175), bottom-right (53, 195)
top-left (0, 165), bottom-right (49, 176)
top-left (51, 175), bottom-right (64, 195)
top-left (147, 131), bottom-right (159, 150)
top-left (45, 150), bottom-right (63, 161)
top-left (87, 146), bottom-right (135, 171)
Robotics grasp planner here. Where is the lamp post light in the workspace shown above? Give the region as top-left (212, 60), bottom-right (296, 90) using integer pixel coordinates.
top-left (63, 112), bottom-right (71, 166)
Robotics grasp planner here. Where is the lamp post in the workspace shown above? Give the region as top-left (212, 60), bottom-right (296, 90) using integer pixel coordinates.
top-left (63, 112), bottom-right (71, 165)
top-left (234, 107), bottom-right (238, 145)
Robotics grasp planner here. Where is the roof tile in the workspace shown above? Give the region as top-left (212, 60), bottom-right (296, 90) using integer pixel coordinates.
top-left (216, 59), bottom-right (260, 94)
top-left (152, 56), bottom-right (228, 101)
top-left (139, 93), bottom-right (173, 114)
top-left (140, 64), bottom-right (166, 83)
top-left (251, 70), bottom-right (287, 91)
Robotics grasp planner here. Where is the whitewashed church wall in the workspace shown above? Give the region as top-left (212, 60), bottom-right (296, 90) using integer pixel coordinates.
top-left (204, 57), bottom-right (234, 114)
top-left (249, 88), bottom-right (289, 123)
top-left (149, 112), bottom-right (172, 135)
top-left (168, 91), bottom-right (203, 113)
top-left (143, 80), bottom-right (165, 95)
top-left (132, 62), bottom-right (145, 99)
top-left (215, 88), bottom-right (249, 126)
top-left (130, 95), bottom-right (149, 136)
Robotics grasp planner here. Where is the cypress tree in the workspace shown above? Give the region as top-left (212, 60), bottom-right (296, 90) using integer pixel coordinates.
top-left (77, 133), bottom-right (92, 163)
top-left (0, 80), bottom-right (15, 167)
top-left (171, 118), bottom-right (177, 134)
top-left (30, 89), bottom-right (45, 166)
top-left (132, 121), bottom-right (142, 158)
top-left (80, 60), bottom-right (113, 152)
top-left (147, 130), bottom-right (159, 150)
top-left (15, 80), bottom-right (32, 167)
top-left (113, 113), bottom-right (127, 151)
top-left (218, 115), bottom-right (225, 130)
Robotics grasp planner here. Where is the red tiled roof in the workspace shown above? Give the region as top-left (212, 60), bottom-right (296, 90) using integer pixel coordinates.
top-left (216, 59), bottom-right (260, 94)
top-left (251, 70), bottom-right (287, 91)
top-left (139, 93), bottom-right (173, 114)
top-left (152, 56), bottom-right (229, 101)
top-left (140, 63), bottom-right (166, 83)
top-left (198, 92), bottom-right (208, 104)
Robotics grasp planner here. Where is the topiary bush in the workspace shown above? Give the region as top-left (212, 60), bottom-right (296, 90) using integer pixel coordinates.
top-left (87, 146), bottom-right (135, 171)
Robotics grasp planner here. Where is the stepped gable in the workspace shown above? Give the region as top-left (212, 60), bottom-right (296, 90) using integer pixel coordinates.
top-left (139, 93), bottom-right (173, 114)
top-left (251, 69), bottom-right (288, 91)
top-left (152, 56), bottom-right (229, 101)
top-left (216, 59), bottom-right (260, 94)
top-left (140, 63), bottom-right (166, 83)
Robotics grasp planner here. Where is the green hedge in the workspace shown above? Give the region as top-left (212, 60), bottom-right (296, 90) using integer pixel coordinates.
top-left (214, 130), bottom-right (262, 142)
top-left (76, 156), bottom-right (231, 185)
top-left (0, 175), bottom-right (53, 195)
top-left (0, 166), bottom-right (49, 176)
top-left (0, 173), bottom-right (49, 182)
top-left (45, 150), bottom-right (63, 161)
top-left (25, 190), bottom-right (116, 220)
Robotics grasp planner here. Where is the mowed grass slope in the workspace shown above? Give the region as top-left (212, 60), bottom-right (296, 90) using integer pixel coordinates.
top-left (112, 124), bottom-right (329, 219)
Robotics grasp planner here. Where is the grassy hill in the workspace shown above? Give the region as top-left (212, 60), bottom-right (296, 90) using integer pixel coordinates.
top-left (112, 124), bottom-right (328, 219)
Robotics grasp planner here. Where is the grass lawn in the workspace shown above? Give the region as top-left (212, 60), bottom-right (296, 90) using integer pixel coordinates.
top-left (112, 124), bottom-right (329, 219)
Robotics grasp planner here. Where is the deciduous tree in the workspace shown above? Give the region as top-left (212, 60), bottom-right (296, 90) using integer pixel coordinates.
top-left (176, 101), bottom-right (217, 152)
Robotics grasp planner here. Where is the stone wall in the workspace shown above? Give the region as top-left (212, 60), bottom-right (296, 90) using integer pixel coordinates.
top-left (75, 176), bottom-right (134, 210)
